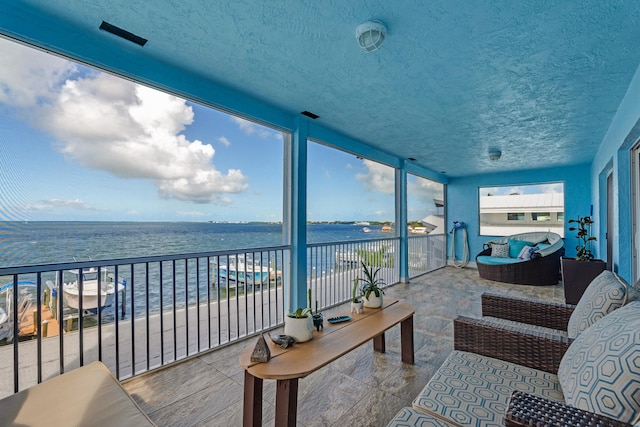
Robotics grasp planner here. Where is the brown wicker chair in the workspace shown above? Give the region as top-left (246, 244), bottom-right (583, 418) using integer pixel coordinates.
top-left (476, 232), bottom-right (564, 285)
top-left (453, 316), bottom-right (633, 426)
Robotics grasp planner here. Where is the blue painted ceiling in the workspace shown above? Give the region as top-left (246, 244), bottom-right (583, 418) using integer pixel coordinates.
top-left (2, 1), bottom-right (640, 178)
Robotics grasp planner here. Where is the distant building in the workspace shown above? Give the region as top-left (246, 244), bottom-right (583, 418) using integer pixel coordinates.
top-left (479, 193), bottom-right (564, 236)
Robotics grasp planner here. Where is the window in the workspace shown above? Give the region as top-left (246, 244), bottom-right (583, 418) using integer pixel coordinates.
top-left (479, 183), bottom-right (564, 237)
top-left (532, 212), bottom-right (551, 221)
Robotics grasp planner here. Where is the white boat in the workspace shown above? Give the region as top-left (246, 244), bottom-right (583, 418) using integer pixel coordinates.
top-left (61, 268), bottom-right (126, 310)
top-left (212, 260), bottom-right (271, 287)
top-left (362, 227), bottom-right (371, 233)
top-left (0, 280), bottom-right (37, 342)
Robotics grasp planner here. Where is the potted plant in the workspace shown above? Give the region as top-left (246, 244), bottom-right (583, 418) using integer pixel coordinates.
top-left (359, 261), bottom-right (385, 308)
top-left (351, 278), bottom-right (363, 314)
top-left (284, 305), bottom-right (313, 343)
top-left (561, 215), bottom-right (606, 304)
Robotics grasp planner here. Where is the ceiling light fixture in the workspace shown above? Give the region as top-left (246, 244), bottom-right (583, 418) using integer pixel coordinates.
top-left (356, 20), bottom-right (387, 52)
top-left (489, 149), bottom-right (502, 161)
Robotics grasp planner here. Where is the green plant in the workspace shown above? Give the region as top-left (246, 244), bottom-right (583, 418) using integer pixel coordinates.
top-left (352, 278), bottom-right (361, 303)
top-left (308, 288), bottom-right (319, 314)
top-left (568, 215), bottom-right (597, 261)
top-left (287, 289), bottom-right (315, 318)
top-left (287, 307), bottom-right (311, 318)
top-left (358, 261), bottom-right (385, 300)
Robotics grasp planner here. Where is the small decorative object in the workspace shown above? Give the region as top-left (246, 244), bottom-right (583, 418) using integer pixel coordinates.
top-left (351, 278), bottom-right (364, 314)
top-left (328, 316), bottom-right (352, 324)
top-left (250, 334), bottom-right (271, 363)
top-left (312, 313), bottom-right (323, 331)
top-left (270, 334), bottom-right (296, 349)
top-left (308, 288), bottom-right (323, 331)
top-left (561, 215), bottom-right (606, 304)
top-left (359, 261), bottom-right (385, 308)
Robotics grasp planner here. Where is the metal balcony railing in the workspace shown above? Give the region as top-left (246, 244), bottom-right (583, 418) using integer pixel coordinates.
top-left (0, 234), bottom-right (445, 398)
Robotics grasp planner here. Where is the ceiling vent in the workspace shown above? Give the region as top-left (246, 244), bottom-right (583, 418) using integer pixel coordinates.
top-left (99, 21), bottom-right (147, 46)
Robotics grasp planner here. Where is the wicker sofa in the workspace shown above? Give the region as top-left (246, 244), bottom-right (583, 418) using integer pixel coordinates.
top-left (387, 270), bottom-right (640, 427)
top-left (476, 231), bottom-right (563, 285)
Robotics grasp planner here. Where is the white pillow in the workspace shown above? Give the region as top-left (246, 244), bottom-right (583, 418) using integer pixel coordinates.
top-left (517, 245), bottom-right (538, 260)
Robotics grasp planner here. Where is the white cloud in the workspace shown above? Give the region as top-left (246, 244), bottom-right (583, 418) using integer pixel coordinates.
top-left (217, 136), bottom-right (231, 147)
top-left (33, 198), bottom-right (100, 211)
top-left (231, 116), bottom-right (274, 139)
top-left (0, 40), bottom-right (76, 108)
top-left (356, 160), bottom-right (395, 194)
top-left (408, 176), bottom-right (445, 201)
top-left (0, 38), bottom-right (248, 204)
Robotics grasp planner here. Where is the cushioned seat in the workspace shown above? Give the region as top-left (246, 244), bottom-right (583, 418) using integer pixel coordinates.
top-left (386, 407), bottom-right (457, 427)
top-left (412, 351), bottom-right (564, 427)
top-left (0, 361), bottom-right (155, 426)
top-left (476, 255), bottom-right (524, 265)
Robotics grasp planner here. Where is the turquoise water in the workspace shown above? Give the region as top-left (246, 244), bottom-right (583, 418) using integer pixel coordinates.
top-left (0, 221), bottom-right (389, 267)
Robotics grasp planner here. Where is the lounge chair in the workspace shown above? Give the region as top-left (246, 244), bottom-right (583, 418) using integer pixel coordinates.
top-left (476, 231), bottom-right (563, 285)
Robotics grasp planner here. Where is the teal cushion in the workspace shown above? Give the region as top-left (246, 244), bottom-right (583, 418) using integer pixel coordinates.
top-left (508, 239), bottom-right (534, 258)
top-left (477, 255), bottom-right (524, 265)
top-left (558, 301), bottom-right (640, 424)
top-left (566, 270), bottom-right (630, 338)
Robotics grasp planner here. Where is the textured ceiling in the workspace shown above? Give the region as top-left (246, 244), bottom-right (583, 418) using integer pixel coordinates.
top-left (2, 1), bottom-right (640, 177)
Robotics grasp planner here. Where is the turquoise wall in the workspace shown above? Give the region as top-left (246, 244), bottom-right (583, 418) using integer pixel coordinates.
top-left (590, 63), bottom-right (640, 282)
top-left (447, 163), bottom-right (591, 264)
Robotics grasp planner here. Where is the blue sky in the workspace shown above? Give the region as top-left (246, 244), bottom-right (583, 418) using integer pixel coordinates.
top-left (0, 37), bottom-right (443, 223)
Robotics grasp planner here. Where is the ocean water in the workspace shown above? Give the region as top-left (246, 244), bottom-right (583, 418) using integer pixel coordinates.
top-left (0, 221), bottom-right (390, 268)
top-left (0, 222), bottom-right (393, 322)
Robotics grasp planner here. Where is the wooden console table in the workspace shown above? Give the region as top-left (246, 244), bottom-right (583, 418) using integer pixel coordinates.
top-left (239, 299), bottom-right (415, 427)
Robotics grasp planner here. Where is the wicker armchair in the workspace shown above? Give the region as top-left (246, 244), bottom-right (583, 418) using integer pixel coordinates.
top-left (453, 316), bottom-right (633, 426)
top-left (481, 292), bottom-right (575, 332)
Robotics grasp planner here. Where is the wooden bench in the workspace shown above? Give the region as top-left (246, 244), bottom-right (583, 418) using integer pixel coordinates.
top-left (239, 299), bottom-right (415, 427)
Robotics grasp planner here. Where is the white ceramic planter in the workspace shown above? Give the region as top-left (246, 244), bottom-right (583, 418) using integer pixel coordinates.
top-left (283, 315), bottom-right (314, 343)
top-left (351, 300), bottom-right (364, 314)
top-left (363, 293), bottom-right (383, 308)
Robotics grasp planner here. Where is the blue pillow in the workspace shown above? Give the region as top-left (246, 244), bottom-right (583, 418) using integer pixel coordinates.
top-left (508, 239), bottom-right (534, 258)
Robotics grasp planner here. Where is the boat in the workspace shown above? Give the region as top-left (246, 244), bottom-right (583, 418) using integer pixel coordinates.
top-left (381, 225), bottom-right (393, 232)
top-left (212, 260), bottom-right (271, 287)
top-left (362, 227), bottom-right (371, 233)
top-left (0, 280), bottom-right (38, 341)
top-left (57, 268), bottom-right (126, 310)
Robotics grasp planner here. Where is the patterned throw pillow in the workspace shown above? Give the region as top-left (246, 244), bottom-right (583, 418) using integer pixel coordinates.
top-left (517, 245), bottom-right (539, 260)
top-left (558, 301), bottom-right (640, 424)
top-left (566, 270), bottom-right (628, 338)
top-left (508, 239), bottom-right (534, 258)
top-left (491, 243), bottom-right (509, 258)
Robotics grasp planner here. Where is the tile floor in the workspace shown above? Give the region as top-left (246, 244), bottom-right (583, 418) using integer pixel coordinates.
top-left (123, 266), bottom-right (564, 426)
